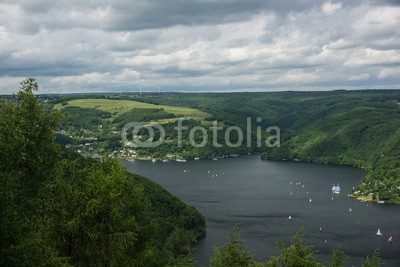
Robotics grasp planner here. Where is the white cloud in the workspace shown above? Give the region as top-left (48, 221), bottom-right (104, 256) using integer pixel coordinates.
top-left (343, 49), bottom-right (400, 67)
top-left (322, 1), bottom-right (342, 16)
top-left (275, 70), bottom-right (319, 84)
top-left (378, 68), bottom-right (400, 79)
top-left (51, 72), bottom-right (110, 84)
top-left (348, 73), bottom-right (370, 81)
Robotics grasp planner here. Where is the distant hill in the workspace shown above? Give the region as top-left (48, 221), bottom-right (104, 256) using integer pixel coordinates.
top-left (133, 90), bottom-right (400, 203)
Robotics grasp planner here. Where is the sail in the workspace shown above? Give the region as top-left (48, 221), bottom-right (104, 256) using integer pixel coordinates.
top-left (376, 228), bottom-right (382, 236)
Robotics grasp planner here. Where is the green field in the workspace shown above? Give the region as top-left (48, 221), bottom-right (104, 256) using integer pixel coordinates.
top-left (54, 98), bottom-right (210, 122)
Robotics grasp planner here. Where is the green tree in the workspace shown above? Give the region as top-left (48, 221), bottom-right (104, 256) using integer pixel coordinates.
top-left (265, 231), bottom-right (323, 267)
top-left (0, 78), bottom-right (61, 265)
top-left (328, 244), bottom-right (349, 267)
top-left (39, 157), bottom-right (153, 266)
top-left (210, 226), bottom-right (255, 267)
top-left (362, 250), bottom-right (381, 267)
top-left (0, 78), bottom-right (61, 197)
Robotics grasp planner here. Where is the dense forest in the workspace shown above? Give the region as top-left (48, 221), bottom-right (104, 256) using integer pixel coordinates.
top-left (1, 79), bottom-right (387, 266)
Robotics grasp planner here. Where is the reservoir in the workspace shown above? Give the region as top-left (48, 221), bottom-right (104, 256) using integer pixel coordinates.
top-left (123, 155), bottom-right (400, 266)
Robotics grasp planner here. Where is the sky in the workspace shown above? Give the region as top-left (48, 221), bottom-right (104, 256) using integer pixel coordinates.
top-left (0, 0), bottom-right (400, 94)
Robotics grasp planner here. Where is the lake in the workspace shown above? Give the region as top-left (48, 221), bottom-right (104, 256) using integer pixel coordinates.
top-left (123, 155), bottom-right (400, 266)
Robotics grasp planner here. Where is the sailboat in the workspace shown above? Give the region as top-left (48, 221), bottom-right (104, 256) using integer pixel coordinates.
top-left (376, 228), bottom-right (383, 236)
top-left (309, 198), bottom-right (312, 203)
top-left (348, 208), bottom-right (352, 212)
top-left (288, 215), bottom-right (292, 220)
top-left (388, 235), bottom-right (393, 243)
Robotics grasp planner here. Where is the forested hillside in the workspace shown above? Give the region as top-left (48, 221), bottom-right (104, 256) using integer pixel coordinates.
top-left (131, 91), bottom-right (400, 203)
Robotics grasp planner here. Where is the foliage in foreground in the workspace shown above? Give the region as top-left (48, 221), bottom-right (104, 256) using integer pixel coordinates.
top-left (0, 78), bottom-right (205, 266)
top-left (209, 229), bottom-right (381, 267)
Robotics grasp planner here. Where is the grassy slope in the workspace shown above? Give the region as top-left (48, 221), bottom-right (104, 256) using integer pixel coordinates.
top-left (54, 98), bottom-right (210, 122)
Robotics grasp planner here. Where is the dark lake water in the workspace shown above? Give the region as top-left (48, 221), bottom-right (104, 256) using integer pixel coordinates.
top-left (123, 155), bottom-right (400, 266)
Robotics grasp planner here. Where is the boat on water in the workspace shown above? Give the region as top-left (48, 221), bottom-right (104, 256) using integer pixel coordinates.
top-left (331, 183), bottom-right (341, 194)
top-left (194, 157), bottom-right (200, 160)
top-left (151, 159), bottom-right (157, 163)
top-left (376, 228), bottom-right (383, 236)
top-left (309, 198), bottom-right (312, 203)
top-left (176, 159), bottom-right (187, 162)
top-left (288, 215), bottom-right (292, 220)
top-left (389, 235), bottom-right (393, 243)
top-left (348, 208), bottom-right (352, 212)
top-left (377, 200), bottom-right (385, 204)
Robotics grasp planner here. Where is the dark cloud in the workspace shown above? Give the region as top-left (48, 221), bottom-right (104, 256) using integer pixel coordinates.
top-left (0, 0), bottom-right (399, 93)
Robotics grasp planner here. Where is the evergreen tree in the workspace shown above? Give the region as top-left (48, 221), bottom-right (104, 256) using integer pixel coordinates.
top-left (362, 250), bottom-right (381, 267)
top-left (265, 231), bottom-right (323, 267)
top-left (328, 244), bottom-right (349, 267)
top-left (210, 226), bottom-right (255, 267)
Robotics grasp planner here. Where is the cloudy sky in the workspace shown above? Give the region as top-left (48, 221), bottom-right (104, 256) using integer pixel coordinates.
top-left (0, 0), bottom-right (400, 94)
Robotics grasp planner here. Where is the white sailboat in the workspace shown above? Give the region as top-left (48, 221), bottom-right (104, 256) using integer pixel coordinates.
top-left (348, 208), bottom-right (352, 212)
top-left (288, 215), bottom-right (292, 220)
top-left (309, 198), bottom-right (312, 203)
top-left (376, 228), bottom-right (383, 236)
